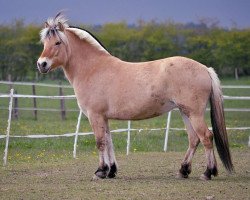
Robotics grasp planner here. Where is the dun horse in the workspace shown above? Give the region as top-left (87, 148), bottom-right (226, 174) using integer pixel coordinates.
top-left (37, 13), bottom-right (233, 180)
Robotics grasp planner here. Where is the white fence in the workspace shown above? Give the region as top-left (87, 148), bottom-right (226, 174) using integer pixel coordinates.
top-left (1, 82), bottom-right (250, 166)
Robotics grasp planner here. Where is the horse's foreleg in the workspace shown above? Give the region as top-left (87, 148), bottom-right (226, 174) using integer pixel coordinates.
top-left (88, 113), bottom-right (110, 180)
top-left (177, 113), bottom-right (200, 179)
top-left (106, 132), bottom-right (118, 178)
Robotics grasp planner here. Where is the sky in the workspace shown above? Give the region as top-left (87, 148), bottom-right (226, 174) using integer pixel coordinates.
top-left (0, 0), bottom-right (250, 28)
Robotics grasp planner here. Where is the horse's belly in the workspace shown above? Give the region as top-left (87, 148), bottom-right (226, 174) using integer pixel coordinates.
top-left (107, 99), bottom-right (176, 120)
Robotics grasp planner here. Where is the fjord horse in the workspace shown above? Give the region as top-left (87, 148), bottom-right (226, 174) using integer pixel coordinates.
top-left (37, 13), bottom-right (233, 180)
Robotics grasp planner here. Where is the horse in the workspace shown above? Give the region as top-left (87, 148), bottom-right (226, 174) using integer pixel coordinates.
top-left (37, 13), bottom-right (233, 181)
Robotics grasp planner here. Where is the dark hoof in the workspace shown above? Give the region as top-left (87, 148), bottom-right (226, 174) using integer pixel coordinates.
top-left (178, 163), bottom-right (191, 178)
top-left (94, 165), bottom-right (109, 179)
top-left (107, 163), bottom-right (117, 178)
top-left (176, 172), bottom-right (188, 179)
top-left (200, 174), bottom-right (211, 181)
top-left (201, 166), bottom-right (218, 180)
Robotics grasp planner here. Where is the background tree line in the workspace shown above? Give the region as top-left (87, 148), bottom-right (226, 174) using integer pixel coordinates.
top-left (0, 20), bottom-right (249, 81)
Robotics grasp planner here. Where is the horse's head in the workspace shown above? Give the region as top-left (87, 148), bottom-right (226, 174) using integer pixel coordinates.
top-left (37, 13), bottom-right (69, 74)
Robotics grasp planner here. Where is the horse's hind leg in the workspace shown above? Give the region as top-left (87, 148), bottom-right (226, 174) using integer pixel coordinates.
top-left (177, 113), bottom-right (200, 178)
top-left (188, 114), bottom-right (218, 180)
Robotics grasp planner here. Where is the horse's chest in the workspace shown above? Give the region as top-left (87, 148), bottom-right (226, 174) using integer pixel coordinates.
top-left (77, 100), bottom-right (88, 117)
top-left (74, 89), bottom-right (89, 117)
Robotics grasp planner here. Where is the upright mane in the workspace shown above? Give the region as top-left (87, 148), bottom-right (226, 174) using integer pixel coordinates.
top-left (40, 12), bottom-right (109, 54)
top-left (67, 26), bottom-right (109, 54)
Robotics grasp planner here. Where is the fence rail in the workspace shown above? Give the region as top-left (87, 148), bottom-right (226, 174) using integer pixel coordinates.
top-left (0, 93), bottom-right (250, 113)
top-left (1, 83), bottom-right (250, 165)
top-left (1, 80), bottom-right (250, 89)
top-left (1, 93), bottom-right (250, 100)
top-left (0, 82), bottom-right (76, 120)
top-left (0, 94), bottom-right (76, 99)
top-left (0, 81), bottom-right (72, 88)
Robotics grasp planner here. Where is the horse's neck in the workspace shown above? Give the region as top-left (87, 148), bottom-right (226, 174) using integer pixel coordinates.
top-left (63, 32), bottom-right (110, 86)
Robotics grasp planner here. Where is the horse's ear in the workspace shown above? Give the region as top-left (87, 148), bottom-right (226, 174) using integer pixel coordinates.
top-left (58, 22), bottom-right (65, 32)
top-left (44, 22), bottom-right (49, 28)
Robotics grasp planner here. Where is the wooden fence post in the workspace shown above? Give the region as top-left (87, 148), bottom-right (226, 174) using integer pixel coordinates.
top-left (59, 82), bottom-right (66, 120)
top-left (235, 68), bottom-right (239, 80)
top-left (32, 84), bottom-right (38, 120)
top-left (35, 72), bottom-right (39, 81)
top-left (8, 74), bottom-right (12, 91)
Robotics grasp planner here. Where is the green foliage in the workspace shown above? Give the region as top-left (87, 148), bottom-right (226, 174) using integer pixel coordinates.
top-left (0, 20), bottom-right (42, 80)
top-left (1, 20), bottom-right (250, 81)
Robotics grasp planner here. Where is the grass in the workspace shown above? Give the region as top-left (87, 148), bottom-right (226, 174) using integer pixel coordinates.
top-left (0, 149), bottom-right (249, 200)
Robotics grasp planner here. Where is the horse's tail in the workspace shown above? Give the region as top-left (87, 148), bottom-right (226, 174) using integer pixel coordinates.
top-left (207, 67), bottom-right (234, 173)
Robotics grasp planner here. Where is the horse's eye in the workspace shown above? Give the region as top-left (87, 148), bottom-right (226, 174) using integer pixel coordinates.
top-left (55, 41), bottom-right (61, 46)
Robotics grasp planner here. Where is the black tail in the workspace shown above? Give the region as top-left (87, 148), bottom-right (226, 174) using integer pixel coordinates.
top-left (208, 68), bottom-right (234, 173)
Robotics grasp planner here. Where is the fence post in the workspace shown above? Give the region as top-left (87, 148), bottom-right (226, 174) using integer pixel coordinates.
top-left (8, 74), bottom-right (12, 91)
top-left (126, 120), bottom-right (131, 155)
top-left (13, 91), bottom-right (18, 120)
top-left (35, 72), bottom-right (39, 81)
top-left (3, 89), bottom-right (14, 166)
top-left (248, 136), bottom-right (250, 148)
top-left (73, 111), bottom-right (82, 158)
top-left (164, 111), bottom-right (172, 152)
top-left (59, 82), bottom-right (66, 120)
top-left (32, 84), bottom-right (38, 120)
top-left (235, 68), bottom-right (239, 80)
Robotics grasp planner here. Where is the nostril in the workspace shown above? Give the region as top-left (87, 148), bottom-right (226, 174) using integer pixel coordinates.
top-left (41, 61), bottom-right (47, 68)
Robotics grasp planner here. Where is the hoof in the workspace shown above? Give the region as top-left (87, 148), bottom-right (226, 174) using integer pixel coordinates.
top-left (107, 163), bottom-right (117, 178)
top-left (200, 174), bottom-right (211, 181)
top-left (94, 165), bottom-right (109, 179)
top-left (95, 170), bottom-right (107, 179)
top-left (176, 172), bottom-right (189, 179)
top-left (201, 166), bottom-right (218, 181)
top-left (178, 163), bottom-right (191, 179)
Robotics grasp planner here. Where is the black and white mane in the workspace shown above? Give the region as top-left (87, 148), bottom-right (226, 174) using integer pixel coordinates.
top-left (40, 12), bottom-right (109, 54)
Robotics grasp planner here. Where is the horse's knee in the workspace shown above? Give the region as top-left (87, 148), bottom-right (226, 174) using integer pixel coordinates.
top-left (189, 136), bottom-right (200, 148)
top-left (96, 137), bottom-right (105, 151)
top-left (200, 130), bottom-right (213, 149)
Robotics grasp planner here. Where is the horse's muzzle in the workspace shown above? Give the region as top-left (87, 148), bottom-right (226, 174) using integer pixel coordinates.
top-left (37, 59), bottom-right (51, 74)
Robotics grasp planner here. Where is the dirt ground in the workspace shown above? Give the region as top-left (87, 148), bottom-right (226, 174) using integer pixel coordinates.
top-left (0, 149), bottom-right (249, 200)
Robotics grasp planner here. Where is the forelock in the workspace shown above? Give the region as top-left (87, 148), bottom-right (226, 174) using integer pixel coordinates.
top-left (40, 12), bottom-right (69, 43)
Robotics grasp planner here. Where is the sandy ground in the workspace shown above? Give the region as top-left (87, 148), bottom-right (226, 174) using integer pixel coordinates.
top-left (0, 149), bottom-right (249, 200)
